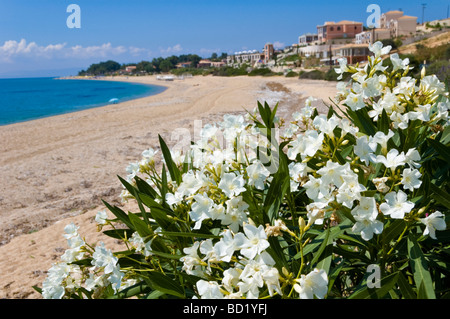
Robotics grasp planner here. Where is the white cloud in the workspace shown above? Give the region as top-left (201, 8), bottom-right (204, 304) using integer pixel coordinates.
top-left (160, 44), bottom-right (183, 55)
top-left (273, 41), bottom-right (285, 49)
top-left (0, 39), bottom-right (151, 62)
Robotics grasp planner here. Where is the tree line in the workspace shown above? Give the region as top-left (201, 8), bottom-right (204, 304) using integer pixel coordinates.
top-left (78, 52), bottom-right (228, 76)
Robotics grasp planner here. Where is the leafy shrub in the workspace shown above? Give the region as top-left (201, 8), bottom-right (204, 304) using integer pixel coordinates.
top-left (299, 69), bottom-right (325, 80)
top-left (37, 42), bottom-right (450, 299)
top-left (212, 66), bottom-right (248, 77)
top-left (248, 68), bottom-right (274, 76)
top-left (427, 60), bottom-right (450, 84)
top-left (285, 71), bottom-right (298, 77)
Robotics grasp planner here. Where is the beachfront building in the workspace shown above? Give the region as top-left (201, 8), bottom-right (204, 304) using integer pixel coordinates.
top-left (227, 50), bottom-right (264, 66)
top-left (380, 10), bottom-right (418, 37)
top-left (197, 59), bottom-right (212, 68)
top-left (175, 62), bottom-right (192, 68)
top-left (125, 66), bottom-right (137, 73)
top-left (211, 61), bottom-right (226, 68)
top-left (298, 44), bottom-right (341, 58)
top-left (298, 33), bottom-right (319, 46)
top-left (355, 28), bottom-right (391, 44)
top-left (333, 43), bottom-right (370, 65)
top-left (263, 43), bottom-right (274, 64)
top-left (317, 20), bottom-right (363, 43)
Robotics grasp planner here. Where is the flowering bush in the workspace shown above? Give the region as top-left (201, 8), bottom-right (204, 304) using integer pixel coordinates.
top-left (37, 42), bottom-right (450, 299)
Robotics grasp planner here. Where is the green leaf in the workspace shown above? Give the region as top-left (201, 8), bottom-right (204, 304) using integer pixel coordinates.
top-left (264, 151), bottom-right (289, 222)
top-left (144, 272), bottom-right (185, 298)
top-left (397, 272), bottom-right (416, 299)
top-left (315, 228), bottom-right (334, 274)
top-left (407, 234), bottom-right (436, 299)
top-left (382, 219), bottom-right (407, 247)
top-left (427, 138), bottom-right (450, 162)
top-left (128, 212), bottom-right (153, 238)
top-left (109, 282), bottom-right (152, 299)
top-left (378, 109), bottom-right (390, 134)
top-left (348, 272), bottom-right (399, 299)
top-left (102, 200), bottom-right (134, 230)
top-left (134, 176), bottom-right (158, 199)
top-left (430, 183), bottom-right (450, 209)
top-left (159, 231), bottom-right (220, 239)
top-left (102, 228), bottom-right (134, 240)
top-left (159, 134), bottom-right (182, 185)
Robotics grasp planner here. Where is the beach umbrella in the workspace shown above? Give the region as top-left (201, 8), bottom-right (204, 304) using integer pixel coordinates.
top-left (109, 98), bottom-right (119, 104)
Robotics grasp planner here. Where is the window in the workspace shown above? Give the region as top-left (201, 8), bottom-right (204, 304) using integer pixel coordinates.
top-left (330, 27), bottom-right (334, 31)
top-left (337, 26), bottom-right (341, 31)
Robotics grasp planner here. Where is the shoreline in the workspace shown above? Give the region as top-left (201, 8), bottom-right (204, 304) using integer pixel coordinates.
top-left (0, 76), bottom-right (169, 128)
top-left (0, 74), bottom-right (338, 298)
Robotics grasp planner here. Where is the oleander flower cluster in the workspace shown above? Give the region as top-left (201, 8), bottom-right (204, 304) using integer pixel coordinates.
top-left (38, 42), bottom-right (450, 299)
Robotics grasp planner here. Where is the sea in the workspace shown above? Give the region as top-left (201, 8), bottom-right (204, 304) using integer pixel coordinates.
top-left (0, 77), bottom-right (166, 126)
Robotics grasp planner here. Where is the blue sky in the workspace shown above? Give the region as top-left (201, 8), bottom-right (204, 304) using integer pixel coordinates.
top-left (0, 0), bottom-right (448, 78)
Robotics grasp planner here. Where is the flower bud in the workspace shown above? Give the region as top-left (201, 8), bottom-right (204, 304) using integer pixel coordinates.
top-left (299, 217), bottom-right (306, 234)
top-left (421, 66), bottom-right (426, 79)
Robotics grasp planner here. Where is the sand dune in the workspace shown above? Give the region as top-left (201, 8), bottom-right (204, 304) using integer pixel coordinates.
top-left (0, 75), bottom-right (337, 298)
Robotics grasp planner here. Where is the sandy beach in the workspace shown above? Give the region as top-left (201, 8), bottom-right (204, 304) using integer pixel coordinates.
top-left (0, 74), bottom-right (337, 298)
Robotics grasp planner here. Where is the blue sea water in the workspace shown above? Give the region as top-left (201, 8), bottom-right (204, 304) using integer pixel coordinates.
top-left (0, 77), bottom-right (166, 126)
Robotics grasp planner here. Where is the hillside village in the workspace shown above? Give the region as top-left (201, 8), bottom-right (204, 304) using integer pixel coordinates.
top-left (79, 10), bottom-right (450, 82)
top-left (224, 10), bottom-right (450, 75)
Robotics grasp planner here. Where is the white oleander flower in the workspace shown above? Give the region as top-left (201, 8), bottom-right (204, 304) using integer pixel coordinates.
top-left (294, 268), bottom-right (328, 299)
top-left (344, 92), bottom-right (366, 111)
top-left (420, 75), bottom-right (446, 97)
top-left (218, 172), bottom-right (246, 198)
top-left (222, 267), bottom-right (242, 292)
top-left (380, 190), bottom-right (415, 219)
top-left (376, 148), bottom-right (406, 170)
top-left (303, 175), bottom-right (330, 202)
top-left (288, 162), bottom-right (311, 191)
top-left (95, 210), bottom-right (108, 225)
top-left (401, 168), bottom-right (422, 191)
top-left (129, 232), bottom-right (153, 257)
top-left (373, 177), bottom-right (390, 193)
top-left (390, 53), bottom-right (410, 71)
top-left (404, 148), bottom-right (421, 168)
top-left (317, 161), bottom-right (352, 188)
top-left (287, 130), bottom-right (324, 160)
top-left (420, 211), bottom-right (447, 240)
top-left (393, 76), bottom-right (417, 96)
top-left (351, 197), bottom-right (383, 240)
top-left (336, 177), bottom-right (366, 208)
top-left (312, 114), bottom-right (340, 137)
top-left (354, 136), bottom-right (377, 165)
top-left (390, 111), bottom-right (409, 129)
top-left (177, 170), bottom-right (206, 197)
top-left (92, 242), bottom-right (119, 275)
top-left (357, 76), bottom-right (383, 99)
top-left (189, 193), bottom-right (215, 229)
top-left (369, 41), bottom-right (391, 58)
top-left (239, 224), bottom-right (270, 260)
top-left (246, 160), bottom-right (270, 190)
top-left (126, 162), bottom-right (140, 181)
top-left (214, 229), bottom-right (245, 263)
top-left (408, 104), bottom-right (432, 122)
top-left (335, 57), bottom-right (350, 80)
top-left (196, 280), bottom-right (224, 299)
top-left (370, 130), bottom-right (394, 154)
top-left (181, 242), bottom-right (202, 275)
top-left (42, 262), bottom-right (73, 299)
top-left (306, 201), bottom-right (328, 226)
